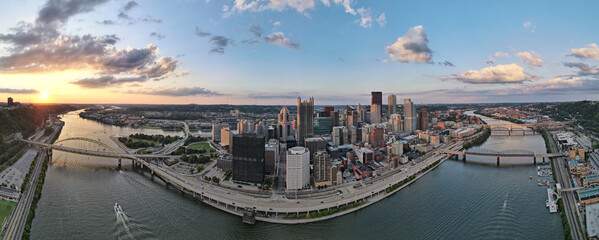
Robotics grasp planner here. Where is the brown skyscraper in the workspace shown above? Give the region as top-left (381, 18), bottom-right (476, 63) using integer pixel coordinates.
top-left (370, 91), bottom-right (382, 123)
top-left (297, 97), bottom-right (314, 146)
top-left (417, 108), bottom-right (429, 130)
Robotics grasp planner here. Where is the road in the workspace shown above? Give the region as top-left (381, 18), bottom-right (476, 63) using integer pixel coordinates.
top-left (1, 150), bottom-right (46, 240)
top-left (549, 130), bottom-right (584, 240)
top-left (142, 140), bottom-right (462, 222)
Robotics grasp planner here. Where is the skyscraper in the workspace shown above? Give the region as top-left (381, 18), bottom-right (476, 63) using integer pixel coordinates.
top-left (388, 94), bottom-right (397, 116)
top-left (313, 117), bottom-right (332, 135)
top-left (277, 106), bottom-right (292, 142)
top-left (232, 133), bottom-right (265, 185)
top-left (296, 97), bottom-right (314, 146)
top-left (286, 147), bottom-right (310, 190)
top-left (404, 99), bottom-right (416, 133)
top-left (313, 151), bottom-right (332, 187)
top-left (417, 108), bottom-right (429, 131)
top-left (371, 91), bottom-right (382, 123)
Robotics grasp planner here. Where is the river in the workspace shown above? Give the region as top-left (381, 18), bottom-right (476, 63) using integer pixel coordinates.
top-left (30, 110), bottom-right (563, 239)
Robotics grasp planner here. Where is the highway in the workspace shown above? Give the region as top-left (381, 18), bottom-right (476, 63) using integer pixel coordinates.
top-left (549, 131), bottom-right (584, 240)
top-left (1, 150), bottom-right (46, 240)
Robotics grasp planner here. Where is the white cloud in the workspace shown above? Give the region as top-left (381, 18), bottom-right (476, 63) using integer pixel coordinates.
top-left (568, 43), bottom-right (599, 61)
top-left (486, 51), bottom-right (510, 64)
top-left (443, 64), bottom-right (535, 84)
top-left (332, 0), bottom-right (355, 15)
top-left (516, 51), bottom-right (543, 67)
top-left (523, 21), bottom-right (535, 32)
top-left (385, 25), bottom-right (432, 63)
top-left (273, 21), bottom-right (280, 27)
top-left (176, 70), bottom-right (189, 77)
top-left (356, 8), bottom-right (372, 28)
top-left (376, 13), bottom-right (386, 27)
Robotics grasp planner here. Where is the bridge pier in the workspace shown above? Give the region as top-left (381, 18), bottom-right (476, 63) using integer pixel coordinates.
top-left (497, 156), bottom-right (500, 166)
top-left (533, 157), bottom-right (536, 165)
top-left (463, 154), bottom-right (466, 162)
top-left (118, 158), bottom-right (122, 169)
top-left (543, 157), bottom-right (546, 163)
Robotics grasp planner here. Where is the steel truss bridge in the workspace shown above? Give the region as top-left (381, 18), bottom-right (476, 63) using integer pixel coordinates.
top-left (437, 148), bottom-right (567, 165)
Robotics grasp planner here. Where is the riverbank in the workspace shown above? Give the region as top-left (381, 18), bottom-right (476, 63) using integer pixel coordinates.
top-left (142, 144), bottom-right (454, 224)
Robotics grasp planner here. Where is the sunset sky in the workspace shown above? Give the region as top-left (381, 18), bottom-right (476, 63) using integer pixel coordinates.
top-left (0, 0), bottom-right (598, 105)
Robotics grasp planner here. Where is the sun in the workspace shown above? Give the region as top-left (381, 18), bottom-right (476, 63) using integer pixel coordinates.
top-left (38, 90), bottom-right (51, 102)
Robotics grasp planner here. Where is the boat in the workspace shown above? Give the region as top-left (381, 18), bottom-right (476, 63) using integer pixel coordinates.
top-left (114, 203), bottom-right (123, 213)
top-left (529, 176), bottom-right (533, 180)
top-left (538, 180), bottom-right (542, 186)
top-left (546, 200), bottom-right (549, 207)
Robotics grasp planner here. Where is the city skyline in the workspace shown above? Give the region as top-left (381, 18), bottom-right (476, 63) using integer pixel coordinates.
top-left (1, 0), bottom-right (599, 105)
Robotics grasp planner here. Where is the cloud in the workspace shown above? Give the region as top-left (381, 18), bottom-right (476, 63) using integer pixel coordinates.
top-left (442, 64), bottom-right (535, 84)
top-left (0, 88), bottom-right (39, 94)
top-left (563, 62), bottom-right (599, 77)
top-left (264, 32), bottom-right (299, 49)
top-left (486, 51), bottom-right (509, 64)
top-left (523, 21), bottom-right (535, 32)
top-left (195, 27), bottom-right (211, 37)
top-left (273, 21), bottom-right (280, 27)
top-left (150, 32), bottom-right (165, 40)
top-left (0, 0), bottom-right (178, 87)
top-left (194, 27), bottom-right (234, 54)
top-left (127, 87), bottom-right (221, 96)
top-left (122, 1), bottom-right (139, 12)
top-left (175, 70), bottom-right (189, 77)
top-left (70, 76), bottom-right (147, 88)
top-left (97, 20), bottom-right (116, 25)
top-left (376, 13), bottom-right (386, 27)
top-left (568, 43), bottom-right (599, 61)
top-left (249, 23), bottom-right (262, 38)
top-left (356, 8), bottom-right (372, 28)
top-left (208, 36), bottom-right (234, 54)
top-left (139, 16), bottom-right (162, 23)
top-left (516, 51), bottom-right (543, 67)
top-left (440, 60), bottom-right (454, 67)
top-left (385, 25), bottom-right (432, 63)
top-left (332, 0), bottom-right (355, 15)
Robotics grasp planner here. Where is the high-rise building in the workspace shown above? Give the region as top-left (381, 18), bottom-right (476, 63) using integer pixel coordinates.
top-left (345, 105), bottom-right (358, 127)
top-left (357, 104), bottom-right (366, 122)
top-left (417, 108), bottom-right (429, 131)
top-left (313, 117), bottom-right (332, 135)
top-left (388, 94), bottom-right (397, 116)
top-left (232, 133), bottom-right (265, 185)
top-left (370, 128), bottom-right (385, 148)
top-left (390, 114), bottom-right (404, 132)
top-left (370, 91), bottom-right (382, 123)
top-left (404, 99), bottom-right (416, 133)
top-left (277, 106), bottom-right (292, 142)
top-left (286, 147), bottom-right (310, 190)
top-left (220, 127), bottom-right (234, 150)
top-left (237, 119), bottom-right (255, 134)
top-left (211, 122), bottom-right (227, 142)
top-left (332, 126), bottom-right (347, 146)
top-left (7, 97), bottom-right (14, 107)
top-left (323, 106), bottom-right (335, 112)
top-left (304, 137), bottom-right (327, 161)
top-left (313, 151), bottom-right (332, 187)
top-left (264, 140), bottom-right (279, 175)
top-left (296, 97), bottom-right (314, 146)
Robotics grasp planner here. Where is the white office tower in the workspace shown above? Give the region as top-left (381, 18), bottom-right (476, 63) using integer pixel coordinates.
top-left (286, 147), bottom-right (310, 190)
top-left (404, 99), bottom-right (416, 133)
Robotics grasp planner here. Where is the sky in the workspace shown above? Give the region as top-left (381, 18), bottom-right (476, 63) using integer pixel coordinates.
top-left (0, 0), bottom-right (598, 105)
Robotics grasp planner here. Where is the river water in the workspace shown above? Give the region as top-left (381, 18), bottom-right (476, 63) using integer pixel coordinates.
top-left (30, 110), bottom-right (563, 239)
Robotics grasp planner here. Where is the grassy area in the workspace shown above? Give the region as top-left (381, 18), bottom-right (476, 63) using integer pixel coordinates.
top-left (0, 199), bottom-right (16, 232)
top-left (187, 142), bottom-right (213, 152)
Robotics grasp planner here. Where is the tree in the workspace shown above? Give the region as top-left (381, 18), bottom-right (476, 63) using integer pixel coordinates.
top-left (189, 168), bottom-right (195, 174)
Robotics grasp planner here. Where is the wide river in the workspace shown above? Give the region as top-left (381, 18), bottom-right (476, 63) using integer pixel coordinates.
top-left (30, 110), bottom-right (564, 239)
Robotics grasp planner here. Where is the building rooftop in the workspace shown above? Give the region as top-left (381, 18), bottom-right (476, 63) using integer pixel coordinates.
top-left (587, 203), bottom-right (599, 238)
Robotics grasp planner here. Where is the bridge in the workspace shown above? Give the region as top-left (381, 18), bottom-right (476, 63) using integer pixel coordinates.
top-left (21, 138), bottom-right (173, 167)
top-left (437, 148), bottom-right (567, 165)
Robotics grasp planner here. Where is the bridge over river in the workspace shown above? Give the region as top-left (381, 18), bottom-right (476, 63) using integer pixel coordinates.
top-left (437, 148), bottom-right (567, 165)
